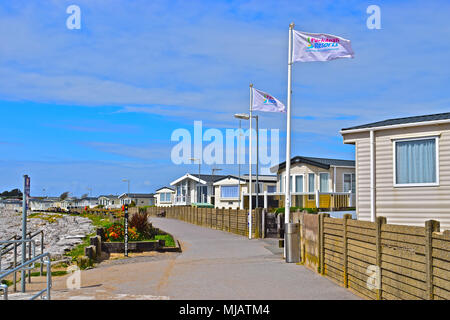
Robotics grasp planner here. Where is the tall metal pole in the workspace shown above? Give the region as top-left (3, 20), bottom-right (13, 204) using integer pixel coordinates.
top-left (238, 120), bottom-right (241, 209)
top-left (198, 161), bottom-right (201, 202)
top-left (21, 175), bottom-right (29, 292)
top-left (255, 115), bottom-right (259, 209)
top-left (284, 23), bottom-right (294, 258)
top-left (248, 84), bottom-right (253, 239)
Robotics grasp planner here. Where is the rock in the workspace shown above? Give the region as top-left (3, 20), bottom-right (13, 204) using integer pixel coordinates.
top-left (0, 209), bottom-right (94, 266)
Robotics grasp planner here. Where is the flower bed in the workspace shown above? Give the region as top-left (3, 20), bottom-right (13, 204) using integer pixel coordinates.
top-left (105, 223), bottom-right (142, 242)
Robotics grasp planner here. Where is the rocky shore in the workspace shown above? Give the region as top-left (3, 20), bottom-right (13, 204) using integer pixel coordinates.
top-left (0, 209), bottom-right (94, 268)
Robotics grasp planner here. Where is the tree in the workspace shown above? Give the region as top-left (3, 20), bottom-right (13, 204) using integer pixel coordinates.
top-left (59, 192), bottom-right (70, 201)
top-left (1, 189), bottom-right (23, 199)
top-left (81, 193), bottom-right (88, 199)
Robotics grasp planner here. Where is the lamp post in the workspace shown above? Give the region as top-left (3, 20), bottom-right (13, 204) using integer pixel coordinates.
top-left (189, 158), bottom-right (201, 203)
top-left (122, 179), bottom-right (130, 204)
top-left (237, 119), bottom-right (242, 208)
top-left (211, 167), bottom-right (222, 205)
top-left (234, 113), bottom-right (260, 207)
top-left (235, 110), bottom-right (259, 240)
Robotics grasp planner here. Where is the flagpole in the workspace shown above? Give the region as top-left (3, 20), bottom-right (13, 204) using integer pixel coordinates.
top-left (284, 22), bottom-right (294, 258)
top-left (249, 83), bottom-right (253, 239)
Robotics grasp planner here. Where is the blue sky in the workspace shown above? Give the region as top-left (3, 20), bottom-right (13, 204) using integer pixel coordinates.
top-left (0, 0), bottom-right (449, 197)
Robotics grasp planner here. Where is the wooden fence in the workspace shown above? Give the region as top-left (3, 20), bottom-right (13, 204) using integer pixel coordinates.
top-left (138, 206), bottom-right (263, 239)
top-left (294, 212), bottom-right (450, 300)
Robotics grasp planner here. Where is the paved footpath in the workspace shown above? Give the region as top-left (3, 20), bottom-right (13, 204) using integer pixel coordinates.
top-left (16, 217), bottom-right (359, 300)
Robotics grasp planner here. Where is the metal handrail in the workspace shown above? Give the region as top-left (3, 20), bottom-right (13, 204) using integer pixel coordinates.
top-left (0, 230), bottom-right (45, 289)
top-left (0, 240), bottom-right (36, 272)
top-left (0, 239), bottom-right (39, 292)
top-left (0, 252), bottom-right (52, 300)
top-left (0, 283), bottom-right (7, 300)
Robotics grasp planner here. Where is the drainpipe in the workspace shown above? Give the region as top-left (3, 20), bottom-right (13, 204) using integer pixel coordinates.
top-left (370, 130), bottom-right (376, 222)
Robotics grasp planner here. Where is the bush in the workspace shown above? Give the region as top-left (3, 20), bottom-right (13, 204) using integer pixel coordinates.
top-left (129, 211), bottom-right (156, 239)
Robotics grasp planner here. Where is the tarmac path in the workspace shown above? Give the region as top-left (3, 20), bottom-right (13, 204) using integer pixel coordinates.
top-left (12, 217), bottom-right (359, 300)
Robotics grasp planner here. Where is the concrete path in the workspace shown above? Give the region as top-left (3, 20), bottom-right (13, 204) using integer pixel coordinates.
top-left (14, 217), bottom-right (359, 300)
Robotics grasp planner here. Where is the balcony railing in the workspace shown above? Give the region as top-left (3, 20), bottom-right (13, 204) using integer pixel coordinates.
top-left (241, 190), bottom-right (356, 209)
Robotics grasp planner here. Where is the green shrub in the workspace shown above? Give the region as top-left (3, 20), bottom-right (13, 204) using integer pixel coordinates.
top-left (129, 212), bottom-right (156, 239)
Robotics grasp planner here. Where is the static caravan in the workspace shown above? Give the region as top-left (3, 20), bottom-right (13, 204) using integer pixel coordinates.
top-left (270, 156), bottom-right (356, 209)
top-left (341, 112), bottom-right (450, 229)
top-left (155, 187), bottom-right (175, 207)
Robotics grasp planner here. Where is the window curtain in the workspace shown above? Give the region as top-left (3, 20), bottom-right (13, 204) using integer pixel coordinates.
top-left (320, 173), bottom-right (329, 192)
top-left (344, 174), bottom-right (356, 192)
top-left (295, 175), bottom-right (303, 192)
top-left (308, 173), bottom-right (315, 192)
top-left (396, 139), bottom-right (436, 184)
top-left (281, 175), bottom-right (293, 192)
top-left (221, 185), bottom-right (239, 198)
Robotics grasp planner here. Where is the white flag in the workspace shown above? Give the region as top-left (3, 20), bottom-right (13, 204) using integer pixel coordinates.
top-left (252, 88), bottom-right (285, 113)
top-left (293, 30), bottom-right (354, 62)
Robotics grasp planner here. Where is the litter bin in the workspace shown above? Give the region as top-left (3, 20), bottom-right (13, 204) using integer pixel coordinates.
top-left (285, 223), bottom-right (300, 263)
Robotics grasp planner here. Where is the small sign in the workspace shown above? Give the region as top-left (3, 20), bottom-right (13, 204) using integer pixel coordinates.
top-left (124, 207), bottom-right (129, 257)
top-left (24, 175), bottom-right (30, 210)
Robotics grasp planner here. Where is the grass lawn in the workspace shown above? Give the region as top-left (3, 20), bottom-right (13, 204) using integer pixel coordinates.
top-left (64, 212), bottom-right (115, 263)
top-left (154, 234), bottom-right (176, 247)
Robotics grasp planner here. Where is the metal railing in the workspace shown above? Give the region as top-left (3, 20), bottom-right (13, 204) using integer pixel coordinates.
top-left (0, 283), bottom-right (7, 300)
top-left (0, 231), bottom-right (45, 292)
top-left (0, 250), bottom-right (52, 300)
top-left (241, 190), bottom-right (356, 209)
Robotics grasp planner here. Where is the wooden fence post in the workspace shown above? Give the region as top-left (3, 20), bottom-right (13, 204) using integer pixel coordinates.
top-left (222, 207), bottom-right (225, 230)
top-left (375, 216), bottom-right (387, 300)
top-left (255, 208), bottom-right (261, 238)
top-left (236, 209), bottom-right (239, 234)
top-left (425, 220), bottom-right (440, 300)
top-left (342, 214), bottom-right (352, 288)
top-left (318, 213), bottom-right (330, 275)
top-left (228, 208), bottom-right (231, 232)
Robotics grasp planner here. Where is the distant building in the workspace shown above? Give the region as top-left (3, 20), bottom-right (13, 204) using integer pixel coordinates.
top-left (0, 199), bottom-right (22, 211)
top-left (98, 195), bottom-right (121, 209)
top-left (170, 173), bottom-right (227, 206)
top-left (155, 187), bottom-right (175, 207)
top-left (77, 197), bottom-right (99, 209)
top-left (29, 198), bottom-right (55, 211)
top-left (118, 193), bottom-right (156, 207)
top-left (213, 175), bottom-right (277, 209)
top-left (270, 156), bottom-right (356, 209)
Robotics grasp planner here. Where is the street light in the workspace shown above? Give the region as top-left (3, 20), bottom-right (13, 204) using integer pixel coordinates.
top-left (122, 179), bottom-right (130, 204)
top-left (189, 158), bottom-right (201, 203)
top-left (234, 113), bottom-right (260, 210)
top-left (211, 167), bottom-right (222, 205)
